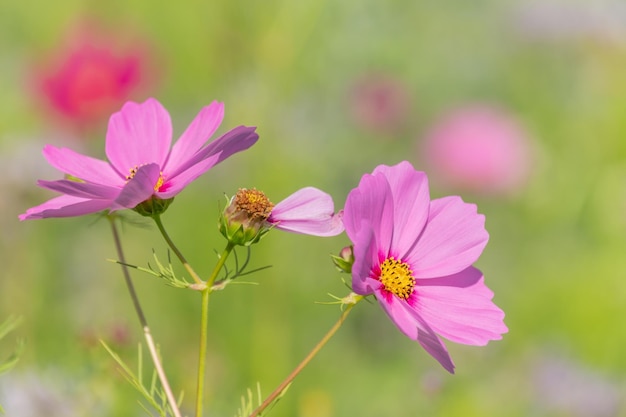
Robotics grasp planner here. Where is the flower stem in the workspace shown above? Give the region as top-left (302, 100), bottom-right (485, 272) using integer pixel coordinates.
top-left (248, 293), bottom-right (363, 417)
top-left (195, 242), bottom-right (235, 417)
top-left (108, 216), bottom-right (182, 417)
top-left (152, 214), bottom-right (204, 285)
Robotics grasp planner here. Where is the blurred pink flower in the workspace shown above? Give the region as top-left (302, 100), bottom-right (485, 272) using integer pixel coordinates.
top-left (420, 105), bottom-right (533, 196)
top-left (19, 98), bottom-right (258, 220)
top-left (343, 161), bottom-right (507, 373)
top-left (33, 23), bottom-right (152, 130)
top-left (348, 73), bottom-right (411, 135)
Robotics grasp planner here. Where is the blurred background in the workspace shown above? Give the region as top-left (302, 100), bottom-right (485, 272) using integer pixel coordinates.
top-left (1, 0), bottom-right (626, 416)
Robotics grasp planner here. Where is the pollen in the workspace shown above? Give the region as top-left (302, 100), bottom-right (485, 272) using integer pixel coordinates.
top-left (234, 188), bottom-right (274, 220)
top-left (378, 257), bottom-right (415, 300)
top-left (125, 165), bottom-right (165, 191)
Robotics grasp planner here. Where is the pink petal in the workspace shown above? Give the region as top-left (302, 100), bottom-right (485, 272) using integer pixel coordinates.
top-left (413, 313), bottom-right (455, 373)
top-left (158, 126), bottom-right (259, 199)
top-left (372, 162), bottom-right (430, 256)
top-left (375, 292), bottom-right (455, 373)
top-left (376, 291), bottom-right (419, 339)
top-left (407, 196), bottom-right (488, 278)
top-left (414, 267), bottom-right (507, 345)
top-left (350, 227), bottom-right (379, 295)
top-left (112, 163), bottom-right (161, 210)
top-left (43, 145), bottom-right (123, 185)
top-left (343, 173), bottom-right (395, 257)
top-left (164, 101), bottom-right (224, 172)
top-left (37, 179), bottom-right (120, 200)
top-left (268, 187), bottom-right (344, 236)
top-left (105, 98), bottom-right (172, 175)
top-left (18, 194), bottom-right (113, 220)
top-left (165, 125), bottom-right (258, 180)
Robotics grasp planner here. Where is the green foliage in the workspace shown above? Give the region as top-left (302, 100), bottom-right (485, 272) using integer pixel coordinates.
top-left (0, 316), bottom-right (24, 414)
top-left (101, 341), bottom-right (183, 417)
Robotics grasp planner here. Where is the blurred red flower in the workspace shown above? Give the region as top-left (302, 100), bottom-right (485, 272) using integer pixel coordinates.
top-left (32, 21), bottom-right (154, 131)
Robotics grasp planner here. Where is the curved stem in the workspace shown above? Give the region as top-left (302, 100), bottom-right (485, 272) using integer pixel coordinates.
top-left (195, 242), bottom-right (235, 417)
top-left (249, 294), bottom-right (362, 417)
top-left (152, 214), bottom-right (204, 285)
top-left (108, 216), bottom-right (182, 417)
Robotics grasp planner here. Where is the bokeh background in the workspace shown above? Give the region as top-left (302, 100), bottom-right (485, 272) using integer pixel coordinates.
top-left (2, 0), bottom-right (626, 416)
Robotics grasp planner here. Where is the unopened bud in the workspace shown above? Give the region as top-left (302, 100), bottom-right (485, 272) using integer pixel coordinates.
top-left (331, 245), bottom-right (354, 273)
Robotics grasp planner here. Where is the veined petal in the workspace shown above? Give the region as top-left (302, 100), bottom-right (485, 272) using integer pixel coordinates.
top-left (113, 163), bottom-right (161, 209)
top-left (375, 289), bottom-right (455, 372)
top-left (376, 291), bottom-right (419, 339)
top-left (344, 173), bottom-right (395, 257)
top-left (165, 101), bottom-right (224, 172)
top-left (18, 194), bottom-right (112, 220)
top-left (165, 125), bottom-right (259, 180)
top-left (414, 267), bottom-right (507, 345)
top-left (407, 196), bottom-right (488, 278)
top-left (372, 162), bottom-right (430, 257)
top-left (350, 226), bottom-right (379, 295)
top-left (38, 179), bottom-right (120, 200)
top-left (268, 187), bottom-right (344, 236)
top-left (43, 145), bottom-right (123, 185)
top-left (413, 313), bottom-right (455, 373)
top-left (105, 98), bottom-right (172, 175)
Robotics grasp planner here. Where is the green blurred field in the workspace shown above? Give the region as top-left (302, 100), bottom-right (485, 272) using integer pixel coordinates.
top-left (1, 1), bottom-right (626, 416)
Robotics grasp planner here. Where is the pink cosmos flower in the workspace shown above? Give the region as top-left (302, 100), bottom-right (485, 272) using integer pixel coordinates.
top-left (420, 105), bottom-right (533, 196)
top-left (19, 98), bottom-right (258, 220)
top-left (220, 187), bottom-right (344, 245)
top-left (343, 161), bottom-right (507, 373)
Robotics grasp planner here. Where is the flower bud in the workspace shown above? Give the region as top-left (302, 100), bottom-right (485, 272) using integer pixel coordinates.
top-left (133, 195), bottom-right (174, 217)
top-left (331, 245), bottom-right (354, 273)
top-left (219, 188), bottom-right (274, 246)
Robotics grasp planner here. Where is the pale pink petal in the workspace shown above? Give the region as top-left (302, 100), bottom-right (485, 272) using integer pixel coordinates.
top-left (343, 173), bottom-right (395, 257)
top-left (407, 196), bottom-right (488, 278)
top-left (43, 145), bottom-right (123, 185)
top-left (414, 267), bottom-right (507, 345)
top-left (157, 126), bottom-right (259, 199)
top-left (112, 163), bottom-right (161, 210)
top-left (268, 187), bottom-right (344, 236)
top-left (165, 125), bottom-right (258, 180)
top-left (164, 101), bottom-right (224, 171)
top-left (37, 179), bottom-right (120, 200)
top-left (105, 98), bottom-right (172, 174)
top-left (372, 162), bottom-right (430, 255)
top-left (18, 194), bottom-right (112, 220)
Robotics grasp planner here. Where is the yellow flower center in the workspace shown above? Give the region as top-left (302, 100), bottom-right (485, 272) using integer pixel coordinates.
top-left (233, 188), bottom-right (274, 220)
top-left (125, 165), bottom-right (165, 191)
top-left (379, 257), bottom-right (415, 300)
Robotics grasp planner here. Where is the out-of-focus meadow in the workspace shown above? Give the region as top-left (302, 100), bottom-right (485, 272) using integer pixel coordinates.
top-left (2, 1), bottom-right (626, 416)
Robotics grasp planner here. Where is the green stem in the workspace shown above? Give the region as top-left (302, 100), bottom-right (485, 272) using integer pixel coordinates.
top-left (195, 242), bottom-right (235, 417)
top-left (108, 216), bottom-right (182, 417)
top-left (249, 294), bottom-right (363, 417)
top-left (152, 214), bottom-right (204, 285)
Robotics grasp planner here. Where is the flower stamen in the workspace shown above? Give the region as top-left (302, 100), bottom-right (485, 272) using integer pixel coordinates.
top-left (125, 165), bottom-right (165, 191)
top-left (233, 188), bottom-right (274, 220)
top-left (378, 257), bottom-right (415, 300)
